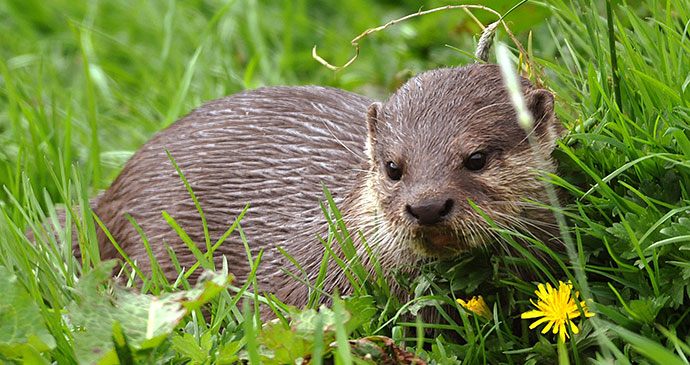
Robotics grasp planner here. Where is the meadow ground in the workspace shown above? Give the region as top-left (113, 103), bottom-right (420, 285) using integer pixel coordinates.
top-left (1, 0), bottom-right (690, 363)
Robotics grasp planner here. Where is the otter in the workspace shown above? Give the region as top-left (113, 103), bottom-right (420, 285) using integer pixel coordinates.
top-left (83, 63), bottom-right (561, 309)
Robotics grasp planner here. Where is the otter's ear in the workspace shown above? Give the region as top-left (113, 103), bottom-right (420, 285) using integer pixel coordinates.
top-left (527, 89), bottom-right (562, 149)
top-left (365, 102), bottom-right (382, 161)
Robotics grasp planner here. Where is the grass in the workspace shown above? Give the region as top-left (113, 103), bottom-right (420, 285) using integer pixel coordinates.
top-left (2, 0), bottom-right (690, 363)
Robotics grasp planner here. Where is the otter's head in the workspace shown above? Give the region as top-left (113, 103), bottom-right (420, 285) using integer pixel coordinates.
top-left (364, 63), bottom-right (561, 258)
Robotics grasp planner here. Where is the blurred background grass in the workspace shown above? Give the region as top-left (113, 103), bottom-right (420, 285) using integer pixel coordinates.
top-left (4, 0), bottom-right (690, 362)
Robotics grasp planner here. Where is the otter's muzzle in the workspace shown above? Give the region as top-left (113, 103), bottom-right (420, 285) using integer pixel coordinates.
top-left (405, 198), bottom-right (454, 225)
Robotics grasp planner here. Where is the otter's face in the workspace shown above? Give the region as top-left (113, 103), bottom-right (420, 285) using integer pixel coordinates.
top-left (364, 64), bottom-right (561, 257)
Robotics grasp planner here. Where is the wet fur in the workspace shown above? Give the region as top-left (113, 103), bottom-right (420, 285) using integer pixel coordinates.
top-left (68, 64), bottom-right (560, 311)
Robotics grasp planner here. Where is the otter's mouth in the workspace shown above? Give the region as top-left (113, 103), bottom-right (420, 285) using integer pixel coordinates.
top-left (411, 229), bottom-right (469, 257)
top-left (425, 233), bottom-right (456, 247)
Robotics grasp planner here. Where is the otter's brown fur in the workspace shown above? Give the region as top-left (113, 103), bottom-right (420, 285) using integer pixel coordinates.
top-left (87, 63), bottom-right (560, 308)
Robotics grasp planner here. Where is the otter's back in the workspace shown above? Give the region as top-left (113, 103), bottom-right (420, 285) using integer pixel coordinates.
top-left (95, 86), bottom-right (373, 291)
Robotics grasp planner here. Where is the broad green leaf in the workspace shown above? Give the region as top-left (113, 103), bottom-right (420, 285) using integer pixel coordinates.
top-left (216, 341), bottom-right (242, 364)
top-left (344, 296), bottom-right (377, 333)
top-left (258, 320), bottom-right (312, 363)
top-left (69, 261), bottom-right (231, 364)
top-left (172, 333), bottom-right (208, 363)
top-left (0, 266), bottom-right (56, 362)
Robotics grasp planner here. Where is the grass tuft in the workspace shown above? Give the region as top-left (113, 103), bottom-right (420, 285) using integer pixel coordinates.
top-left (2, 0), bottom-right (690, 363)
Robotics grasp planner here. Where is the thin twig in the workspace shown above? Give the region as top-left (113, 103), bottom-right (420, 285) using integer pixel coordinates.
top-left (312, 4), bottom-right (536, 77)
top-left (463, 7), bottom-right (485, 29)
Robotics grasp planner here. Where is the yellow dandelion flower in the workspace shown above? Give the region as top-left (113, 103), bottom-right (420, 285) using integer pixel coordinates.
top-left (457, 295), bottom-right (491, 319)
top-left (521, 281), bottom-right (595, 343)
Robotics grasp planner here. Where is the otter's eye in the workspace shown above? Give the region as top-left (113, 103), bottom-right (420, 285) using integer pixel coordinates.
top-left (465, 152), bottom-right (487, 171)
top-left (385, 161), bottom-right (403, 181)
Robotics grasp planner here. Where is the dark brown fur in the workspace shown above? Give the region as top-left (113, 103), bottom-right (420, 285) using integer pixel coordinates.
top-left (74, 64), bottom-right (560, 310)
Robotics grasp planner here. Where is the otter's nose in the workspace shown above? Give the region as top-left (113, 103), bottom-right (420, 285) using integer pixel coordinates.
top-left (406, 199), bottom-right (454, 225)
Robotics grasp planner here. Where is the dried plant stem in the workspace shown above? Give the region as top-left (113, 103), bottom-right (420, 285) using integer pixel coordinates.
top-left (463, 7), bottom-right (485, 29)
top-left (475, 21), bottom-right (499, 62)
top-left (312, 4), bottom-right (533, 72)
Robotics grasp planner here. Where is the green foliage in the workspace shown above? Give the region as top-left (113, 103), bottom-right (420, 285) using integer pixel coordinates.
top-left (544, 0), bottom-right (690, 354)
top-left (1, 0), bottom-right (690, 363)
top-left (68, 261), bottom-right (231, 363)
top-left (251, 300), bottom-right (350, 363)
top-left (0, 266), bottom-right (56, 364)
